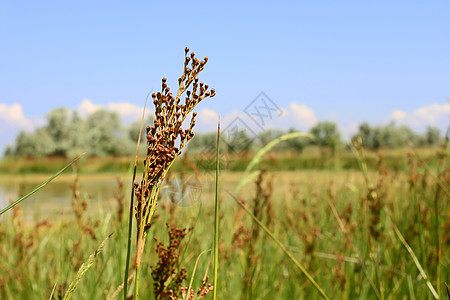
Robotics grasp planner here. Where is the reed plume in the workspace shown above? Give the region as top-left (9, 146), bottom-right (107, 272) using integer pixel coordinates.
top-left (131, 47), bottom-right (215, 299)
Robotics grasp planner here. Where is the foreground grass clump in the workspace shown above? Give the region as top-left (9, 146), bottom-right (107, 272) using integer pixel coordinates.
top-left (0, 144), bottom-right (448, 299)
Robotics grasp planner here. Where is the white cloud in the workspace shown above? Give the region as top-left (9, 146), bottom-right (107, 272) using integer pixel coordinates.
top-left (289, 102), bottom-right (318, 129)
top-left (390, 102), bottom-right (450, 130)
top-left (196, 108), bottom-right (219, 130)
top-left (76, 99), bottom-right (154, 124)
top-left (192, 102), bottom-right (319, 135)
top-left (0, 103), bottom-right (31, 128)
top-left (0, 103), bottom-right (45, 155)
top-left (78, 99), bottom-right (102, 115)
top-left (392, 110), bottom-right (407, 120)
top-left (252, 102), bottom-right (318, 132)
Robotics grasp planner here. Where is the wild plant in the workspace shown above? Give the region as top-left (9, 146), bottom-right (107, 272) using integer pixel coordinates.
top-left (150, 223), bottom-right (208, 300)
top-left (114, 177), bottom-right (125, 224)
top-left (125, 47), bottom-right (215, 299)
top-left (70, 175), bottom-right (99, 241)
top-left (241, 169), bottom-right (274, 299)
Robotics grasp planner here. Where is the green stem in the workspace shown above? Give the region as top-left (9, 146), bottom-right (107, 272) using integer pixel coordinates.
top-left (134, 265), bottom-right (140, 300)
top-left (391, 215), bottom-right (439, 299)
top-left (124, 96), bottom-right (149, 300)
top-left (213, 119), bottom-right (220, 300)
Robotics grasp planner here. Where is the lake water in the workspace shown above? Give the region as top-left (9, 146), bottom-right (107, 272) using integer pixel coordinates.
top-left (0, 174), bottom-right (131, 222)
top-left (0, 173), bottom-right (207, 221)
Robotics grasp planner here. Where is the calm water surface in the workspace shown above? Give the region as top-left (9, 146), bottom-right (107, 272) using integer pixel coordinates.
top-left (0, 173), bottom-right (207, 221)
top-left (0, 175), bottom-right (124, 220)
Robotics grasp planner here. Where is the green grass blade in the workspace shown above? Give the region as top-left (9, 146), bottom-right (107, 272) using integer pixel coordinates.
top-left (235, 132), bottom-right (312, 194)
top-left (63, 233), bottom-right (113, 300)
top-left (391, 219), bottom-right (439, 299)
top-left (107, 272), bottom-right (135, 300)
top-left (0, 153), bottom-right (85, 216)
top-left (48, 283), bottom-right (57, 300)
top-left (184, 249), bottom-right (211, 300)
top-left (228, 191), bottom-right (329, 300)
top-left (213, 118), bottom-right (220, 300)
top-left (327, 198), bottom-right (381, 299)
top-left (407, 275), bottom-right (416, 300)
top-left (124, 95), bottom-right (149, 300)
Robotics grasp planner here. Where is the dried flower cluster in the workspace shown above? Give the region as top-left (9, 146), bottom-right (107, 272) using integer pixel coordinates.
top-left (71, 175), bottom-right (99, 240)
top-left (114, 177), bottom-right (125, 223)
top-left (134, 47), bottom-right (215, 234)
top-left (151, 223), bottom-right (191, 300)
top-left (180, 278), bottom-right (214, 300)
top-left (128, 47), bottom-right (215, 299)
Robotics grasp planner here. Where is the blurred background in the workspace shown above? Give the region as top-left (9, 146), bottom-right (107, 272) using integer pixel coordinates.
top-left (1, 1), bottom-right (449, 157)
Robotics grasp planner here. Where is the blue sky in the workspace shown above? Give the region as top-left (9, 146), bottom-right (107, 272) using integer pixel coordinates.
top-left (1, 1), bottom-right (449, 153)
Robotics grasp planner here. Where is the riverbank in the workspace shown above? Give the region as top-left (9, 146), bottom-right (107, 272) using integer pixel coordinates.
top-left (0, 147), bottom-right (444, 175)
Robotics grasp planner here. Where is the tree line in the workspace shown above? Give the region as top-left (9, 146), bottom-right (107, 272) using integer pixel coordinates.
top-left (4, 107), bottom-right (444, 158)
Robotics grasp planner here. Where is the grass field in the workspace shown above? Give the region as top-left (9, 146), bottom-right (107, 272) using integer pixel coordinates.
top-left (0, 146), bottom-right (448, 299)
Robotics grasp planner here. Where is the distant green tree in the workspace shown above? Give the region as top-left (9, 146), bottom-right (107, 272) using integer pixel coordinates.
top-left (8, 107), bottom-right (146, 157)
top-left (188, 133), bottom-right (214, 153)
top-left (355, 122), bottom-right (375, 148)
top-left (426, 126), bottom-right (441, 145)
top-left (46, 107), bottom-right (71, 156)
top-left (310, 121), bottom-right (341, 153)
top-left (66, 111), bottom-right (88, 157)
top-left (224, 129), bottom-right (254, 153)
top-left (257, 129), bottom-right (284, 149)
top-left (353, 122), bottom-right (433, 149)
top-left (33, 128), bottom-right (54, 156)
top-left (85, 110), bottom-right (124, 157)
top-left (14, 131), bottom-right (36, 156)
top-left (3, 145), bottom-right (13, 157)
top-left (283, 128), bottom-right (310, 152)
top-left (128, 116), bottom-right (155, 143)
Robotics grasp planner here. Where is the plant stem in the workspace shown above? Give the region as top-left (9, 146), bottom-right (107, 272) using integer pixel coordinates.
top-left (391, 214), bottom-right (439, 299)
top-left (213, 118), bottom-right (220, 300)
top-left (124, 96), bottom-right (148, 300)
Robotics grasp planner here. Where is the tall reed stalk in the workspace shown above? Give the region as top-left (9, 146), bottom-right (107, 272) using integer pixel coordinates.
top-left (213, 119), bottom-right (220, 300)
top-left (123, 47), bottom-right (215, 300)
